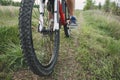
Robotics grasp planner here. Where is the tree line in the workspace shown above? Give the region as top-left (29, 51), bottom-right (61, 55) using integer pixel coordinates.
top-left (0, 0), bottom-right (20, 6)
top-left (0, 0), bottom-right (120, 16)
top-left (84, 0), bottom-right (120, 16)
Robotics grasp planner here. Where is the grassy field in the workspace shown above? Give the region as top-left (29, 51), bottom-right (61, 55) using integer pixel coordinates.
top-left (75, 10), bottom-right (120, 80)
top-left (0, 6), bottom-right (25, 80)
top-left (0, 6), bottom-right (120, 80)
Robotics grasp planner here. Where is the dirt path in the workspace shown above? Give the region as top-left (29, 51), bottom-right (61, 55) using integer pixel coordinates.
top-left (13, 12), bottom-right (84, 80)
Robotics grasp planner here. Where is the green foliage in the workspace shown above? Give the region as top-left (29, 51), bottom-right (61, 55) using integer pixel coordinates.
top-left (12, 2), bottom-right (20, 6)
top-left (84, 0), bottom-right (120, 16)
top-left (115, 5), bottom-right (120, 16)
top-left (0, 6), bottom-right (19, 27)
top-left (84, 0), bottom-right (94, 10)
top-left (110, 1), bottom-right (120, 16)
top-left (0, 4), bottom-right (120, 80)
top-left (0, 0), bottom-right (20, 6)
top-left (110, 2), bottom-right (117, 14)
top-left (116, 6), bottom-right (120, 15)
top-left (0, 26), bottom-right (26, 80)
top-left (102, 1), bottom-right (120, 16)
top-left (76, 10), bottom-right (120, 80)
top-left (104, 0), bottom-right (110, 12)
top-left (0, 0), bottom-right (12, 6)
top-left (0, 7), bottom-right (26, 79)
top-left (0, 26), bottom-right (25, 70)
top-left (98, 2), bottom-right (102, 10)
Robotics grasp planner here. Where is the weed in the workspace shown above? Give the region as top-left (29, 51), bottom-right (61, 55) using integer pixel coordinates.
top-left (76, 10), bottom-right (120, 80)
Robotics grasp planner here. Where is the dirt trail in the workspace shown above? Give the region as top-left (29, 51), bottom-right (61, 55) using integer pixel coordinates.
top-left (13, 12), bottom-right (84, 80)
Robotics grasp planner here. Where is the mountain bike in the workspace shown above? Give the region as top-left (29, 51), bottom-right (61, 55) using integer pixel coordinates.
top-left (19, 0), bottom-right (70, 76)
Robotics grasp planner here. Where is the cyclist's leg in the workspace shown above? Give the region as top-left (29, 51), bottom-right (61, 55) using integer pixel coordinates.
top-left (49, 12), bottom-right (53, 19)
top-left (47, 0), bottom-right (54, 28)
top-left (66, 0), bottom-right (75, 16)
top-left (66, 0), bottom-right (77, 28)
top-left (47, 0), bottom-right (53, 19)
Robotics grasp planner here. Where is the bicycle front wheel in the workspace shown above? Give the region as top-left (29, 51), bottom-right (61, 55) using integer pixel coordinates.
top-left (19, 0), bottom-right (60, 76)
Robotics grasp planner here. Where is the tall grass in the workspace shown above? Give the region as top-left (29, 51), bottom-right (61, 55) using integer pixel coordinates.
top-left (84, 10), bottom-right (120, 39)
top-left (0, 6), bottom-right (18, 16)
top-left (76, 10), bottom-right (120, 80)
top-left (0, 5), bottom-right (120, 79)
top-left (0, 6), bottom-right (19, 27)
top-left (0, 6), bottom-right (25, 79)
top-left (0, 26), bottom-right (25, 79)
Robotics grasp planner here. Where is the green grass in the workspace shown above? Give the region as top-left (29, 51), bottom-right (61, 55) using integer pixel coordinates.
top-left (0, 5), bottom-right (120, 80)
top-left (75, 10), bottom-right (120, 80)
top-left (0, 6), bottom-right (19, 27)
top-left (0, 6), bottom-right (25, 80)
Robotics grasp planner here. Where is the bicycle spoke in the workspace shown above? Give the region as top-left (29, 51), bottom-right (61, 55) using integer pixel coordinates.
top-left (31, 0), bottom-right (55, 65)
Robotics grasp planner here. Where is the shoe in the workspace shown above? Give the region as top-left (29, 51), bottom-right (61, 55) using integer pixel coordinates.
top-left (69, 16), bottom-right (77, 29)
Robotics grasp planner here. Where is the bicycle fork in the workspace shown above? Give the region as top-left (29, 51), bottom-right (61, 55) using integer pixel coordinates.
top-left (38, 0), bottom-right (65, 32)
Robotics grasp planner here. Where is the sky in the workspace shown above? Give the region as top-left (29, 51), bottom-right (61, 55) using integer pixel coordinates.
top-left (13, 0), bottom-right (116, 10)
top-left (75, 0), bottom-right (106, 9)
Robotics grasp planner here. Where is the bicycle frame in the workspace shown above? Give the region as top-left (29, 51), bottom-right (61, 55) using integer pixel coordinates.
top-left (38, 0), bottom-right (66, 32)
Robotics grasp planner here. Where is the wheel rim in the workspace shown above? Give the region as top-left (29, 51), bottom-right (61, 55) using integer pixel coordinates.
top-left (31, 0), bottom-right (55, 66)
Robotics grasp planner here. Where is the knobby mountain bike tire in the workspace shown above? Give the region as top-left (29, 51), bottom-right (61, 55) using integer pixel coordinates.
top-left (19, 0), bottom-right (60, 76)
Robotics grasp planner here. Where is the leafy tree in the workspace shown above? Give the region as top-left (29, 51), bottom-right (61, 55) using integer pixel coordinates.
top-left (12, 2), bottom-right (20, 6)
top-left (98, 2), bottom-right (102, 10)
top-left (84, 0), bottom-right (94, 10)
top-left (104, 0), bottom-right (110, 12)
top-left (116, 5), bottom-right (120, 16)
top-left (0, 0), bottom-right (12, 6)
top-left (109, 1), bottom-right (120, 16)
top-left (110, 2), bottom-right (117, 14)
